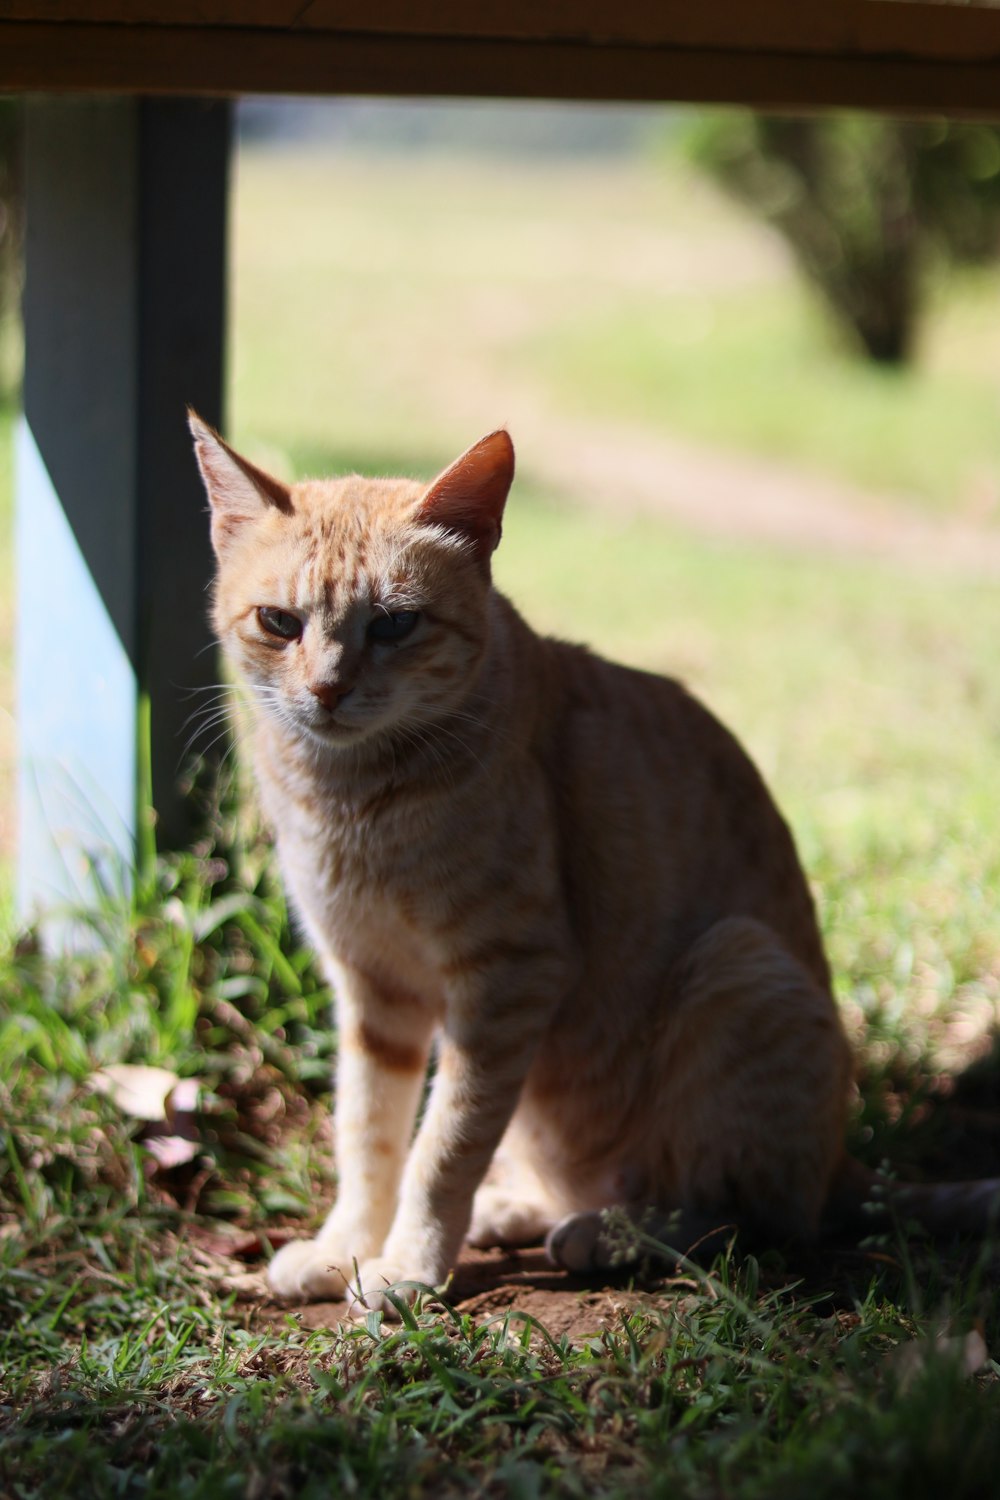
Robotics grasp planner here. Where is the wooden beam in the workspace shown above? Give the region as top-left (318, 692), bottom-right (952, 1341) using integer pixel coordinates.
top-left (3, 4), bottom-right (1000, 112)
top-left (3, 22), bottom-right (1000, 114)
top-left (4, 2), bottom-right (1000, 61)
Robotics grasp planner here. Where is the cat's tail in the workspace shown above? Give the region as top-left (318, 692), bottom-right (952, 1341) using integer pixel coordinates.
top-left (826, 1154), bottom-right (1000, 1237)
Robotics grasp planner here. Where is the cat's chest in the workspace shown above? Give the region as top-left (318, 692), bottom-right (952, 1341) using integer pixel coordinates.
top-left (273, 774), bottom-right (448, 893)
top-left (259, 731), bottom-right (485, 890)
top-left (279, 819), bottom-right (450, 1012)
top-left (267, 768), bottom-right (460, 957)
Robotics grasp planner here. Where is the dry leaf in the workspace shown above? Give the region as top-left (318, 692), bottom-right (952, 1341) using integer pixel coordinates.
top-left (168, 1078), bottom-right (201, 1120)
top-left (141, 1134), bottom-right (202, 1170)
top-left (90, 1066), bottom-right (207, 1177)
top-left (90, 1064), bottom-right (181, 1121)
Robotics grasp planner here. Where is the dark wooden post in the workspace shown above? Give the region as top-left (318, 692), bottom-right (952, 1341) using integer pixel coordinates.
top-left (17, 96), bottom-right (230, 915)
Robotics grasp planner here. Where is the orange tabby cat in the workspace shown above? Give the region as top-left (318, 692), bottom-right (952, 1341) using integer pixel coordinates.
top-left (191, 417), bottom-right (999, 1314)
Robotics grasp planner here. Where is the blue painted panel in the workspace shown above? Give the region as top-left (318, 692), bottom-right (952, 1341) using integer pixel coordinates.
top-left (16, 417), bottom-right (137, 919)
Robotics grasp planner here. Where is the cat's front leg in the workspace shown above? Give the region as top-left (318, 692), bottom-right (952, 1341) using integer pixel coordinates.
top-left (268, 964), bottom-right (434, 1301)
top-left (349, 975), bottom-right (565, 1315)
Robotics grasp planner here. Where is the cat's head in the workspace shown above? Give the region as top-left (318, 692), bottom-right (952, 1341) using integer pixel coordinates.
top-left (190, 417), bottom-right (515, 751)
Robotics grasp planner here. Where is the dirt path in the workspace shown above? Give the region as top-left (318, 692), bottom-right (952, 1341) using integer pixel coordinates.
top-left (503, 402), bottom-right (1000, 577)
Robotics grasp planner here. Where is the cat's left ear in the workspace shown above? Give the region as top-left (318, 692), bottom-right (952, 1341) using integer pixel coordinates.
top-left (418, 430), bottom-right (514, 575)
top-left (188, 409), bottom-right (293, 558)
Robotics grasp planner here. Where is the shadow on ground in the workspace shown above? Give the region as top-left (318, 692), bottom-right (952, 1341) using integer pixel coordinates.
top-left (183, 1028), bottom-right (1000, 1344)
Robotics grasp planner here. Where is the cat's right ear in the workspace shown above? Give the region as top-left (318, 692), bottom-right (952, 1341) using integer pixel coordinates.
top-left (418, 430), bottom-right (515, 577)
top-left (188, 410), bottom-right (293, 557)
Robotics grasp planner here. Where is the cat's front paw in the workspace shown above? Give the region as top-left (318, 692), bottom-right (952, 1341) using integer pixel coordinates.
top-left (346, 1256), bottom-right (437, 1318)
top-left (467, 1185), bottom-right (556, 1248)
top-left (267, 1237), bottom-right (353, 1301)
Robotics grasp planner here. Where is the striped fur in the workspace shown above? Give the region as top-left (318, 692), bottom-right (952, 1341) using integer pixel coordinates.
top-left (190, 418), bottom-right (998, 1314)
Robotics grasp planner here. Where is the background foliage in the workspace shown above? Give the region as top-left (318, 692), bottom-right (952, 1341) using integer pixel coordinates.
top-left (688, 113), bottom-right (1000, 364)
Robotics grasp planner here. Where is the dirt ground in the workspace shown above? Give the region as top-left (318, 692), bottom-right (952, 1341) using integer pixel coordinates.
top-left (253, 1246), bottom-right (658, 1344)
top-left (198, 1228), bottom-right (984, 1345)
top-left (191, 1228), bottom-right (709, 1343)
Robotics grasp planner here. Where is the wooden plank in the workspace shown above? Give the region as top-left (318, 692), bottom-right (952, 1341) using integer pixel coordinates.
top-left (859, 0), bottom-right (1000, 58)
top-left (3, 1), bottom-right (1000, 58)
top-left (17, 97), bottom-right (229, 915)
top-left (3, 23), bottom-right (1000, 113)
top-left (0, 2), bottom-right (845, 49)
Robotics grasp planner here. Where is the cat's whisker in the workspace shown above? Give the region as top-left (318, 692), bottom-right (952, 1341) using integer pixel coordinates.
top-left (178, 693), bottom-right (234, 737)
top-left (177, 705), bottom-right (238, 763)
top-left (215, 730), bottom-right (249, 776)
top-left (426, 705), bottom-right (490, 736)
top-left (178, 683), bottom-right (233, 706)
top-left (385, 723), bottom-right (446, 790)
top-left (191, 722), bottom-right (241, 763)
top-left (179, 720), bottom-right (227, 759)
top-left (177, 681), bottom-right (236, 699)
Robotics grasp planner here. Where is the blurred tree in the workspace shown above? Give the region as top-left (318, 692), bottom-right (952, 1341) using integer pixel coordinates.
top-left (0, 98), bottom-right (21, 400)
top-left (687, 113), bottom-right (1000, 365)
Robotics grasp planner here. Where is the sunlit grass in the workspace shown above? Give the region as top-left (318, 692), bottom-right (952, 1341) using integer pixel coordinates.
top-left (499, 492), bottom-right (1000, 1095)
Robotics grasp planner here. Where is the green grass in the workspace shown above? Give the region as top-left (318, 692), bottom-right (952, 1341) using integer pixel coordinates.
top-left (3, 1229), bottom-right (998, 1500)
top-left (2, 139), bottom-right (1000, 1493)
top-left (2, 879), bottom-right (999, 1500)
top-left (2, 830), bottom-right (999, 1500)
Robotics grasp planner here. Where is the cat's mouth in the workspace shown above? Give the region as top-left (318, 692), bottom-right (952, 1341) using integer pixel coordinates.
top-left (306, 713), bottom-right (364, 742)
top-left (300, 708), bottom-right (377, 748)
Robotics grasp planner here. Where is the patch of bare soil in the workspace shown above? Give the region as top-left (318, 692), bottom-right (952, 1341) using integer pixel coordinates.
top-left (217, 1238), bottom-right (931, 1345)
top-left (241, 1247), bottom-right (652, 1344)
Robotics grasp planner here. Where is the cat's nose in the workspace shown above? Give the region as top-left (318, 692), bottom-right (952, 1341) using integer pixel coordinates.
top-left (308, 680), bottom-right (353, 712)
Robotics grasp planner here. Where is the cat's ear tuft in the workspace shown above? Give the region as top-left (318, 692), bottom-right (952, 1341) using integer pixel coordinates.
top-left (418, 430), bottom-right (515, 574)
top-left (188, 409), bottom-right (294, 556)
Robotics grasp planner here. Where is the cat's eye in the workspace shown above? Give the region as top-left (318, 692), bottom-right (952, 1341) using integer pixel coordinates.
top-left (257, 606), bottom-right (303, 641)
top-left (368, 609), bottom-right (420, 644)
